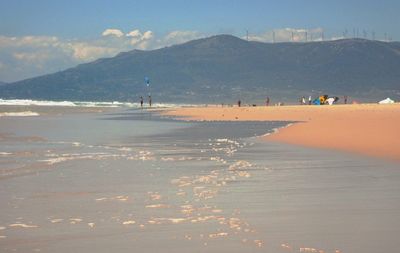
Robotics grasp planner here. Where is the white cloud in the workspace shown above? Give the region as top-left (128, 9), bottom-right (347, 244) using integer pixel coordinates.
top-left (245, 28), bottom-right (324, 42)
top-left (162, 30), bottom-right (202, 46)
top-left (18, 36), bottom-right (59, 46)
top-left (142, 31), bottom-right (153, 40)
top-left (125, 29), bottom-right (154, 47)
top-left (0, 35), bottom-right (59, 48)
top-left (0, 34), bottom-right (127, 81)
top-left (102, 29), bottom-right (124, 37)
top-left (126, 29), bottom-right (142, 37)
top-left (0, 28), bottom-right (159, 81)
top-left (129, 37), bottom-right (141, 45)
top-left (69, 42), bottom-right (119, 61)
top-left (13, 52), bottom-right (50, 62)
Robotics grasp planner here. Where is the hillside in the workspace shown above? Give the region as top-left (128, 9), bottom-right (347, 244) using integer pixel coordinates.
top-left (1, 35), bottom-right (399, 103)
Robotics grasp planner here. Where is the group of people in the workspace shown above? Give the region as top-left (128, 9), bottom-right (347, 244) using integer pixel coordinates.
top-left (300, 95), bottom-right (348, 105)
top-left (237, 97), bottom-right (270, 107)
top-left (139, 94), bottom-right (348, 108)
top-left (139, 95), bottom-right (152, 108)
top-left (236, 95), bottom-right (349, 107)
top-left (299, 96), bottom-right (313, 105)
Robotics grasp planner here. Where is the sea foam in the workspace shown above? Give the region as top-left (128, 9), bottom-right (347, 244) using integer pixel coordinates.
top-left (0, 99), bottom-right (196, 108)
top-left (0, 111), bottom-right (39, 117)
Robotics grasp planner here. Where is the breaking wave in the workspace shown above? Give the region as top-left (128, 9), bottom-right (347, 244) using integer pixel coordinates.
top-left (0, 99), bottom-right (195, 108)
top-left (0, 111), bottom-right (40, 117)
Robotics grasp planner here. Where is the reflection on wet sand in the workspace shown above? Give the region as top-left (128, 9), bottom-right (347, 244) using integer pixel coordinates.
top-left (4, 109), bottom-right (386, 252)
top-left (0, 132), bottom-right (342, 253)
top-left (1, 135), bottom-right (252, 246)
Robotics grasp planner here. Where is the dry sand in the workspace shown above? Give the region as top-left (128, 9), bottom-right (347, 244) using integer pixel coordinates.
top-left (163, 103), bottom-right (400, 161)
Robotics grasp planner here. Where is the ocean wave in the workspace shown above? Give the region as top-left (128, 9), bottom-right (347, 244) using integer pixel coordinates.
top-left (0, 99), bottom-right (76, 107)
top-left (262, 123), bottom-right (293, 137)
top-left (0, 99), bottom-right (196, 108)
top-left (0, 111), bottom-right (40, 117)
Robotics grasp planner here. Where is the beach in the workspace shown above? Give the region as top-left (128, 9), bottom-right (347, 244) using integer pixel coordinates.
top-left (163, 103), bottom-right (400, 162)
top-left (1, 103), bottom-right (399, 253)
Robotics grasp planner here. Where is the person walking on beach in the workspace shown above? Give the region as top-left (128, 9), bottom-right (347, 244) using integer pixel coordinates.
top-left (140, 96), bottom-right (143, 108)
top-left (301, 96), bottom-right (306, 105)
top-left (238, 100), bottom-right (241, 107)
top-left (148, 95), bottom-right (152, 107)
top-left (308, 95), bottom-right (312, 105)
top-left (344, 95), bottom-right (348, 104)
top-left (266, 97), bottom-right (270, 106)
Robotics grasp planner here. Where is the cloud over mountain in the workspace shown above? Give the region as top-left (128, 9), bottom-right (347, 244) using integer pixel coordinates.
top-left (125, 29), bottom-right (154, 49)
top-left (246, 28), bottom-right (324, 42)
top-left (0, 27), bottom-right (378, 82)
top-left (162, 31), bottom-right (203, 45)
top-left (0, 28), bottom-right (206, 81)
top-left (0, 34), bottom-right (125, 81)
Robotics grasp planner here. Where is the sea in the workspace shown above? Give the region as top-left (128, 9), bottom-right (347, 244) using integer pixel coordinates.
top-left (0, 99), bottom-right (399, 253)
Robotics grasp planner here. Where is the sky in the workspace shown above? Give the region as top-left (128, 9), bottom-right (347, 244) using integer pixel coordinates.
top-left (1, 0), bottom-right (399, 82)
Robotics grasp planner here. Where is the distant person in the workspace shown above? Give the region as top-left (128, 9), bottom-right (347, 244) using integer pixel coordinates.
top-left (344, 95), bottom-right (348, 104)
top-left (308, 96), bottom-right (312, 105)
top-left (148, 95), bottom-right (152, 107)
top-left (301, 96), bottom-right (306, 105)
top-left (238, 100), bottom-right (241, 107)
top-left (266, 97), bottom-right (270, 106)
top-left (140, 96), bottom-right (143, 108)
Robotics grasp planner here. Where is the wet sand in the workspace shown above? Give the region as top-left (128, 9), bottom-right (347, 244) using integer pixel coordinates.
top-left (1, 106), bottom-right (400, 253)
top-left (0, 107), bottom-right (289, 252)
top-left (163, 103), bottom-right (400, 161)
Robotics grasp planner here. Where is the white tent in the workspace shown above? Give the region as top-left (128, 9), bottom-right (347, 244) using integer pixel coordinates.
top-left (326, 98), bottom-right (336, 105)
top-left (378, 98), bottom-right (395, 104)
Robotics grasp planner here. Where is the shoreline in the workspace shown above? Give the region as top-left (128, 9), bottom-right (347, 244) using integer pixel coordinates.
top-left (162, 103), bottom-right (400, 162)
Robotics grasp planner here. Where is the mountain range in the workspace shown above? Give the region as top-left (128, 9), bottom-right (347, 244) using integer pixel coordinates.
top-left (1, 35), bottom-right (399, 103)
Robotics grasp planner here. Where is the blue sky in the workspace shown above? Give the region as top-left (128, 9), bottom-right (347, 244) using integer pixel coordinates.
top-left (1, 0), bottom-right (399, 82)
top-left (2, 0), bottom-right (399, 38)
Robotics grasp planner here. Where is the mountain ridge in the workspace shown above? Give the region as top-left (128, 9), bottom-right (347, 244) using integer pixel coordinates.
top-left (1, 35), bottom-right (399, 102)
